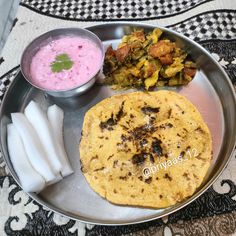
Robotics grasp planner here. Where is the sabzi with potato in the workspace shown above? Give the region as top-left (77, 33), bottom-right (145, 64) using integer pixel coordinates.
top-left (103, 28), bottom-right (197, 90)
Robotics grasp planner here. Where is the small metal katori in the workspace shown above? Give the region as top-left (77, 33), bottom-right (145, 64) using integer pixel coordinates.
top-left (0, 22), bottom-right (236, 225)
top-left (20, 27), bottom-right (105, 98)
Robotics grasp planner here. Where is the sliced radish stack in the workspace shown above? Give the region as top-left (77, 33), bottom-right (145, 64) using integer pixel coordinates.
top-left (24, 101), bottom-right (63, 177)
top-left (11, 113), bottom-right (56, 183)
top-left (47, 104), bottom-right (73, 177)
top-left (7, 123), bottom-right (46, 192)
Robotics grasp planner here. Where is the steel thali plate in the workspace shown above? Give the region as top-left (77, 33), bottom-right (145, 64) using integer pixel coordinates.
top-left (0, 23), bottom-right (236, 225)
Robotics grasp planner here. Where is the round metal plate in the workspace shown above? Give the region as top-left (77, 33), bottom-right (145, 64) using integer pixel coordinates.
top-left (1, 22), bottom-right (236, 225)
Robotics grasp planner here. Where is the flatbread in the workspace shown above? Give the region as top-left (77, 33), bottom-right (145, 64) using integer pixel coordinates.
top-left (79, 90), bottom-right (212, 208)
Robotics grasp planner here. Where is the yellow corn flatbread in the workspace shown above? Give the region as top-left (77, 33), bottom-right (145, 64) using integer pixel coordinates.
top-left (80, 90), bottom-right (212, 208)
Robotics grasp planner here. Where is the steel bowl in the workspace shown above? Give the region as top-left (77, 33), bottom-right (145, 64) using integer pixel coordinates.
top-left (20, 27), bottom-right (104, 98)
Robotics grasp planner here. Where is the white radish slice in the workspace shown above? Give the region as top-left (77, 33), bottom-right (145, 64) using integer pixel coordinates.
top-left (47, 105), bottom-right (73, 177)
top-left (24, 101), bottom-right (63, 176)
top-left (7, 123), bottom-right (45, 193)
top-left (11, 113), bottom-right (56, 182)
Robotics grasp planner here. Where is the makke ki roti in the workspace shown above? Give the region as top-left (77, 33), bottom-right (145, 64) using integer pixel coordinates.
top-left (79, 90), bottom-right (212, 208)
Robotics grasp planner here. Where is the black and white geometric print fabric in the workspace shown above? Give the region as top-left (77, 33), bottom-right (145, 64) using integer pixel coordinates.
top-left (0, 66), bottom-right (19, 102)
top-left (1, 0), bottom-right (236, 235)
top-left (20, 0), bottom-right (212, 21)
top-left (169, 10), bottom-right (236, 42)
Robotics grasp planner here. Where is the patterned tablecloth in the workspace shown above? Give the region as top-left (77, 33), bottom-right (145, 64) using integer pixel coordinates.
top-left (0, 0), bottom-right (236, 235)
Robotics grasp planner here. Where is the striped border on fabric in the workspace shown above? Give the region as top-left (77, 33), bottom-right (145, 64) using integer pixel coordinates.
top-left (20, 0), bottom-right (213, 21)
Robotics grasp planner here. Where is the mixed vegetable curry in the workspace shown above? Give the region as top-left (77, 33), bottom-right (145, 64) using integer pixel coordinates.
top-left (103, 28), bottom-right (197, 90)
